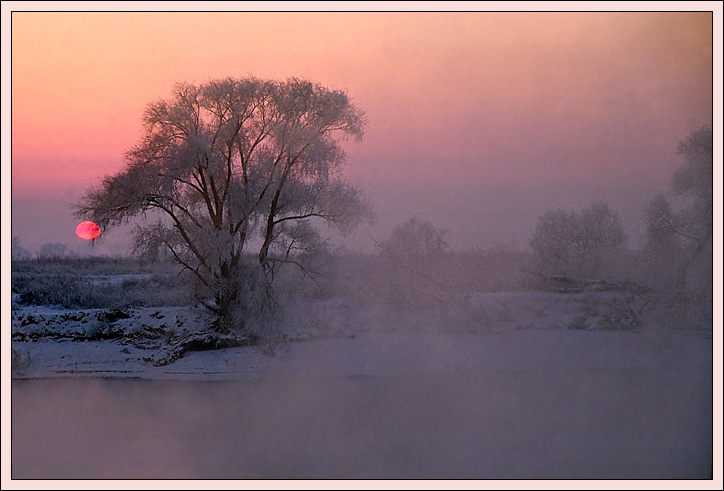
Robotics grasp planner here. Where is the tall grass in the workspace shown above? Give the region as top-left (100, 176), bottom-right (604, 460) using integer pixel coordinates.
top-left (11, 256), bottom-right (192, 309)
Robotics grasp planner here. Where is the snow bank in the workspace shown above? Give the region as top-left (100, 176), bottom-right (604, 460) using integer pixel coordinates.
top-left (10, 290), bottom-right (709, 382)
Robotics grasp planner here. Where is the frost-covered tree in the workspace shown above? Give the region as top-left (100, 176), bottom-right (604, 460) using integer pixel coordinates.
top-left (376, 217), bottom-right (451, 304)
top-left (642, 194), bottom-right (683, 287)
top-left (12, 236), bottom-right (31, 260)
top-left (531, 202), bottom-right (627, 278)
top-left (578, 201), bottom-right (628, 275)
top-left (644, 195), bottom-right (680, 254)
top-left (36, 242), bottom-right (70, 259)
top-left (76, 77), bottom-right (372, 334)
top-left (644, 125), bottom-right (713, 292)
top-left (530, 209), bottom-right (581, 277)
top-left (380, 217), bottom-right (449, 261)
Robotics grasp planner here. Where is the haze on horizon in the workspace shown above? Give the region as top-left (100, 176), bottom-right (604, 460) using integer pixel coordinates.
top-left (8, 10), bottom-right (715, 256)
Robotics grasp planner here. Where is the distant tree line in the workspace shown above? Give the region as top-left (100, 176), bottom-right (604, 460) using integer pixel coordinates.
top-left (527, 124), bottom-right (712, 296)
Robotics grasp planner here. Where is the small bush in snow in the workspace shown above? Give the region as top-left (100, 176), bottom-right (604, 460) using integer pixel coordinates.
top-left (11, 348), bottom-right (32, 377)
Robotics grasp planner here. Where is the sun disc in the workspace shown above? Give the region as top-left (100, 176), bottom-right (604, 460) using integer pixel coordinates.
top-left (76, 221), bottom-right (101, 240)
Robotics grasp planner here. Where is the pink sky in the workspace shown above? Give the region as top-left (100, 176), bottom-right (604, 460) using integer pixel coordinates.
top-left (7, 10), bottom-right (717, 253)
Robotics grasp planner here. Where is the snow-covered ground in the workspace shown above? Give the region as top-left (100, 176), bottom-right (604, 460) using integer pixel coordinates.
top-left (8, 291), bottom-right (710, 381)
top-left (9, 288), bottom-right (716, 480)
top-left (10, 289), bottom-right (663, 380)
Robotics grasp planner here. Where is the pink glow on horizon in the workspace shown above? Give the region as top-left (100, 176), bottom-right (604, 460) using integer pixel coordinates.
top-left (10, 11), bottom-right (714, 250)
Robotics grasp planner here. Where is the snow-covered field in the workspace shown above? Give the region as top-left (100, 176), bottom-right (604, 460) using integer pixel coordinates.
top-left (9, 281), bottom-right (715, 480)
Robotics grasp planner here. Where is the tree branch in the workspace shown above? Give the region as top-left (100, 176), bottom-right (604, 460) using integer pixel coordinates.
top-left (660, 213), bottom-right (702, 242)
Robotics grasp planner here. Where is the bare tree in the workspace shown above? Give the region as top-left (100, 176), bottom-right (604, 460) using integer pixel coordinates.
top-left (76, 77), bottom-right (373, 335)
top-left (644, 125), bottom-right (713, 293)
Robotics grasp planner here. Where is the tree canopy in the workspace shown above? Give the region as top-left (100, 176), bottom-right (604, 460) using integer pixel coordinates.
top-left (644, 124), bottom-right (713, 292)
top-left (76, 76), bottom-right (373, 332)
top-left (530, 201), bottom-right (627, 278)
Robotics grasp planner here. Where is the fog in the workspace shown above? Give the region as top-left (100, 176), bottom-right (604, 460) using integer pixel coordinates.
top-left (12, 326), bottom-right (713, 479)
top-left (9, 229), bottom-right (715, 480)
top-left (11, 355), bottom-right (713, 480)
top-left (7, 175), bottom-right (675, 259)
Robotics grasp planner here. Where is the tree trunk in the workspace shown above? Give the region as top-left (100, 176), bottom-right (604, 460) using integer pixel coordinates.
top-left (212, 259), bottom-right (272, 339)
top-left (214, 292), bottom-right (236, 334)
top-left (674, 237), bottom-right (709, 296)
top-left (213, 260), bottom-right (238, 334)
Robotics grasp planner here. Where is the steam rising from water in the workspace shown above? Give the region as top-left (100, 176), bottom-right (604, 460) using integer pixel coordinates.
top-left (12, 355), bottom-right (712, 479)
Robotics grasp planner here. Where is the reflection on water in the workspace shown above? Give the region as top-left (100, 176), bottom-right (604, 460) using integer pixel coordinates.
top-left (11, 365), bottom-right (712, 480)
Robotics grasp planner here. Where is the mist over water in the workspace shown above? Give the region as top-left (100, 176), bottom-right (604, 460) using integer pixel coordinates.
top-left (12, 352), bottom-right (712, 480)
top-left (10, 230), bottom-right (715, 480)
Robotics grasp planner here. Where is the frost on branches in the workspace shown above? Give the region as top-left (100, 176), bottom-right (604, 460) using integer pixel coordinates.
top-left (75, 77), bottom-right (374, 337)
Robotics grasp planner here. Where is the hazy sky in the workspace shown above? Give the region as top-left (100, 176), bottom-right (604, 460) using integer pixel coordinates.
top-left (6, 8), bottom-right (718, 254)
